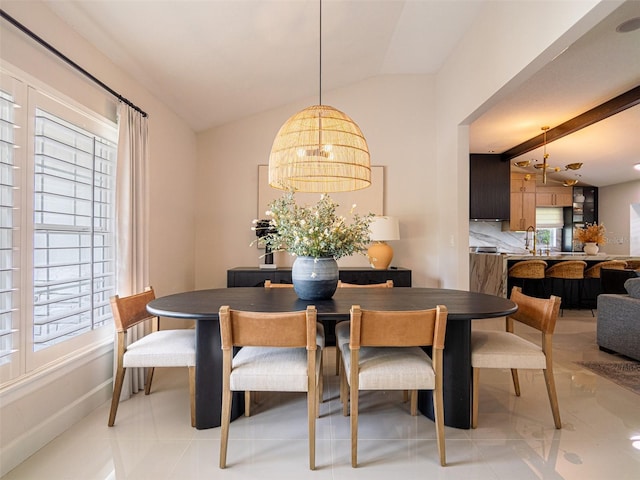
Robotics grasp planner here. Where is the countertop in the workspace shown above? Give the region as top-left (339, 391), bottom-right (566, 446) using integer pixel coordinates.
top-left (469, 252), bottom-right (639, 297)
top-left (472, 252), bottom-right (638, 261)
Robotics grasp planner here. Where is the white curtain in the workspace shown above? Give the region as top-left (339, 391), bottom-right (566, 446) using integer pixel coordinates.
top-left (115, 103), bottom-right (150, 399)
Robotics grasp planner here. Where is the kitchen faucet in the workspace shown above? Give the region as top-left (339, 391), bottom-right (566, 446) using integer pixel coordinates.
top-left (525, 225), bottom-right (537, 255)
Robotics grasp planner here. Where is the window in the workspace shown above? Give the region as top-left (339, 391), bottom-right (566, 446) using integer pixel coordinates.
top-left (535, 207), bottom-right (564, 253)
top-left (0, 71), bottom-right (117, 383)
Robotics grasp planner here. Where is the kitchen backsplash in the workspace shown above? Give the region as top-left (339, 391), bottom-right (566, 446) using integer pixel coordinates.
top-left (469, 221), bottom-right (529, 253)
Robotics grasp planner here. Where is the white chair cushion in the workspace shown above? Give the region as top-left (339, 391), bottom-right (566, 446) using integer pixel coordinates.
top-left (341, 343), bottom-right (435, 390)
top-left (123, 329), bottom-right (196, 368)
top-left (471, 331), bottom-right (546, 369)
top-left (230, 347), bottom-right (322, 392)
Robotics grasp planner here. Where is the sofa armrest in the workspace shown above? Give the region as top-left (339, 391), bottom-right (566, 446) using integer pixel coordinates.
top-left (596, 294), bottom-right (640, 362)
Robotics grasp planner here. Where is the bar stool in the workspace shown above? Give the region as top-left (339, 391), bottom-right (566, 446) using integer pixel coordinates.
top-left (583, 260), bottom-right (627, 314)
top-left (507, 260), bottom-right (547, 298)
top-left (545, 261), bottom-right (587, 314)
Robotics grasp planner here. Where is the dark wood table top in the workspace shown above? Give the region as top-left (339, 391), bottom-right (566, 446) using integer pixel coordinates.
top-left (147, 287), bottom-right (517, 321)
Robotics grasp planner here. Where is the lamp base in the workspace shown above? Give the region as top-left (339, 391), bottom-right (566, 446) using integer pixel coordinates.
top-left (367, 242), bottom-right (393, 270)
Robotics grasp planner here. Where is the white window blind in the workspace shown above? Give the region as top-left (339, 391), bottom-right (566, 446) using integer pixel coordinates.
top-left (0, 69), bottom-right (117, 383)
top-left (536, 207), bottom-right (564, 228)
top-left (32, 109), bottom-right (116, 351)
top-left (0, 87), bottom-right (20, 373)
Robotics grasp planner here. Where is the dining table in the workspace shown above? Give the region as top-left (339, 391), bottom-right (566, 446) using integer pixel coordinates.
top-left (146, 286), bottom-right (517, 430)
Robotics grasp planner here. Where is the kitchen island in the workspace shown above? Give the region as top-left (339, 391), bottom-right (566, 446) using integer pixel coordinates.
top-left (470, 252), bottom-right (639, 304)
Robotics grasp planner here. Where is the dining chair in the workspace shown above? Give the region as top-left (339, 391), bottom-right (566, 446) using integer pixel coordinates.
top-left (337, 280), bottom-right (394, 288)
top-left (263, 280), bottom-right (325, 410)
top-left (218, 305), bottom-right (321, 470)
top-left (338, 304), bottom-right (448, 467)
top-left (108, 287), bottom-right (196, 427)
top-left (264, 279), bottom-right (291, 288)
top-left (334, 279), bottom-right (394, 375)
top-left (471, 286), bottom-right (562, 429)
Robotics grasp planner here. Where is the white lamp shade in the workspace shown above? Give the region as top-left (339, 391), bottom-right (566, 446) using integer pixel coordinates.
top-left (369, 216), bottom-right (400, 241)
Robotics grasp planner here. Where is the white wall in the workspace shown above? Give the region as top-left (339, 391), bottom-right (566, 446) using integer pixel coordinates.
top-left (195, 1), bottom-right (616, 291)
top-left (195, 75), bottom-right (439, 287)
top-left (0, 2), bottom-right (198, 474)
top-left (599, 180), bottom-right (640, 254)
top-left (434, 0), bottom-right (613, 288)
top-left (0, 0), bottom-right (620, 475)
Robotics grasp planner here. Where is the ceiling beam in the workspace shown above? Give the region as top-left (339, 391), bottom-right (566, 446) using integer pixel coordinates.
top-left (501, 84), bottom-right (640, 161)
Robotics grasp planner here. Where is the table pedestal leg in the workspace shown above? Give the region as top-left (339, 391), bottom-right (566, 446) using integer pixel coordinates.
top-left (418, 318), bottom-right (471, 429)
top-left (195, 320), bottom-right (244, 429)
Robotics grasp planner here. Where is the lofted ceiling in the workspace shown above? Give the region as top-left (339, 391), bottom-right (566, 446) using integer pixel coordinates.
top-left (31, 0), bottom-right (640, 188)
top-left (469, 0), bottom-right (640, 188)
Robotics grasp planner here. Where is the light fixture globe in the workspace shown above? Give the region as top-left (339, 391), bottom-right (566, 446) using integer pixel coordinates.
top-left (268, 105), bottom-right (371, 192)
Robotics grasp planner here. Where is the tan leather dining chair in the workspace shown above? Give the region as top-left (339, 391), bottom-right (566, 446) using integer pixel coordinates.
top-left (334, 280), bottom-right (394, 375)
top-left (218, 305), bottom-right (321, 470)
top-left (338, 304), bottom-right (448, 467)
top-left (337, 280), bottom-right (394, 288)
top-left (471, 286), bottom-right (562, 429)
top-left (262, 280), bottom-right (325, 410)
top-left (108, 287), bottom-right (196, 427)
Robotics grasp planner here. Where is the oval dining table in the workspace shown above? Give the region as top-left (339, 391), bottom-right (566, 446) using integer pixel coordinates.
top-left (147, 286), bottom-right (517, 430)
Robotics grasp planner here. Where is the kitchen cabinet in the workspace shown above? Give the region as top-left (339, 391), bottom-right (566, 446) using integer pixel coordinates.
top-left (536, 186), bottom-right (573, 206)
top-left (510, 173), bottom-right (536, 231)
top-left (567, 186), bottom-right (599, 251)
top-left (469, 154), bottom-right (510, 220)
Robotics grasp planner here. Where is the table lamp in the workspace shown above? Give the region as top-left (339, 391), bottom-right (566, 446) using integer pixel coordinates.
top-left (367, 216), bottom-right (400, 270)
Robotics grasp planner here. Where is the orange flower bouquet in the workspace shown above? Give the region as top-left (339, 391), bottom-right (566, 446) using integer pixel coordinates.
top-left (575, 222), bottom-right (607, 245)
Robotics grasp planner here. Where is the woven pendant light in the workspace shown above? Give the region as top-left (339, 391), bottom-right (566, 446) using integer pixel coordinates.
top-left (268, 1), bottom-right (371, 193)
top-left (269, 104), bottom-right (370, 192)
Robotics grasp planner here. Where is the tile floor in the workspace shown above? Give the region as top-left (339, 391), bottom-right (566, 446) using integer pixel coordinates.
top-left (4, 309), bottom-right (640, 479)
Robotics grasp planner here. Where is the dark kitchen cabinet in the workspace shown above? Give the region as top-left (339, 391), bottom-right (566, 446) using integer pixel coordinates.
top-left (469, 154), bottom-right (510, 221)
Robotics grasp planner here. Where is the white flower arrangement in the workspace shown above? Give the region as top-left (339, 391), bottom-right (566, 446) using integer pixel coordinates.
top-left (252, 191), bottom-right (374, 260)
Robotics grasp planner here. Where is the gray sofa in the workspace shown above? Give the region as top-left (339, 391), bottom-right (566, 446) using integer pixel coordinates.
top-left (597, 277), bottom-right (640, 361)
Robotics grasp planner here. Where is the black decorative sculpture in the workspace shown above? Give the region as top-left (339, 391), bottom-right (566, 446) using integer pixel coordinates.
top-left (254, 219), bottom-right (276, 265)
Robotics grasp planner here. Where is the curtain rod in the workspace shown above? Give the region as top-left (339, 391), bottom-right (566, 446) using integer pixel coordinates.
top-left (1, 9), bottom-right (148, 117)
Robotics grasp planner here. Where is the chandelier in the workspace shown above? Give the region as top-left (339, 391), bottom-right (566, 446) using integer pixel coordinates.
top-left (513, 126), bottom-right (582, 186)
top-left (268, 0), bottom-right (371, 193)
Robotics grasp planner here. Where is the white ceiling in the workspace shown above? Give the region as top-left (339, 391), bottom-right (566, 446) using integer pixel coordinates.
top-left (40, 0), bottom-right (640, 188)
top-left (469, 0), bottom-right (640, 188)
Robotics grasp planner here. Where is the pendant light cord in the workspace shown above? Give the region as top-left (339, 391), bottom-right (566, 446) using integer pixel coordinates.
top-left (319, 0), bottom-right (322, 106)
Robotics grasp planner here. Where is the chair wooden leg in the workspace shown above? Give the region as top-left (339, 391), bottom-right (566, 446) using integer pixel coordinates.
top-left (317, 361), bottom-right (322, 418)
top-left (244, 391), bottom-right (251, 417)
top-left (543, 367), bottom-right (562, 429)
top-left (308, 388), bottom-right (316, 470)
top-left (472, 367), bottom-right (479, 429)
top-left (319, 354), bottom-right (324, 405)
top-left (144, 367), bottom-right (155, 395)
top-left (220, 386), bottom-right (232, 468)
top-left (340, 367), bottom-right (349, 416)
top-left (108, 366), bottom-right (126, 427)
top-left (335, 346), bottom-right (340, 376)
top-left (510, 368), bottom-right (521, 396)
top-left (188, 366), bottom-right (196, 427)
top-left (410, 390), bottom-right (418, 416)
top-left (350, 384), bottom-right (359, 467)
top-left (434, 382), bottom-right (446, 466)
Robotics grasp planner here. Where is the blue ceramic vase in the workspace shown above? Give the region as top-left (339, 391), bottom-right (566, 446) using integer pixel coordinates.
top-left (291, 256), bottom-right (339, 300)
